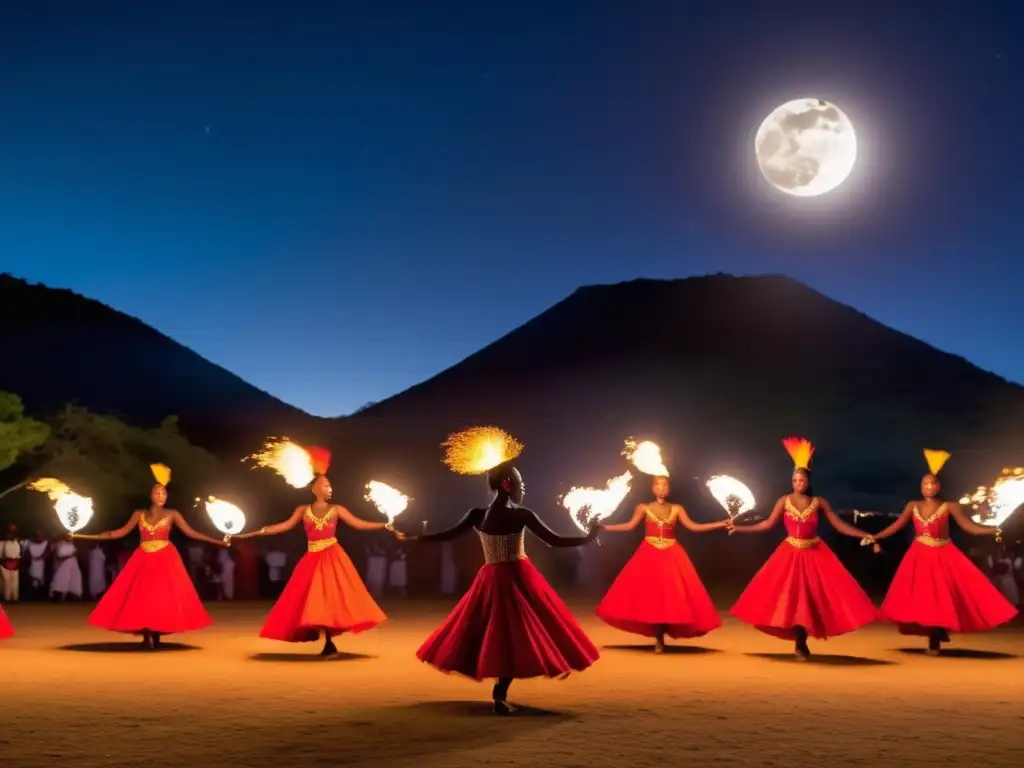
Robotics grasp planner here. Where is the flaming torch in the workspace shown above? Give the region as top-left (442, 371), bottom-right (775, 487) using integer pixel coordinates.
top-left (245, 438), bottom-right (316, 488)
top-left (365, 480), bottom-right (410, 532)
top-left (561, 471), bottom-right (633, 544)
top-left (28, 478), bottom-right (94, 534)
top-left (623, 438), bottom-right (669, 476)
top-left (961, 467), bottom-right (1024, 543)
top-left (705, 474), bottom-right (756, 534)
top-left (197, 496), bottom-right (247, 542)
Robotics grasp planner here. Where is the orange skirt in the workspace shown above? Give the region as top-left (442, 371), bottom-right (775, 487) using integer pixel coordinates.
top-left (259, 541), bottom-right (386, 642)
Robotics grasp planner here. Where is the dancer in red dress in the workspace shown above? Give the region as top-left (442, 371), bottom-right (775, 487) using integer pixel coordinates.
top-left (872, 449), bottom-right (1016, 655)
top-left (74, 464), bottom-right (225, 648)
top-left (597, 474), bottom-right (730, 652)
top-left (410, 427), bottom-right (600, 714)
top-left (237, 447), bottom-right (395, 656)
top-left (730, 437), bottom-right (879, 659)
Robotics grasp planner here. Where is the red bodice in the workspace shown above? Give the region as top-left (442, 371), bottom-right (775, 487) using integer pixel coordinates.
top-left (783, 497), bottom-right (820, 539)
top-left (303, 506), bottom-right (339, 542)
top-left (911, 503), bottom-right (951, 540)
top-left (642, 505), bottom-right (676, 549)
top-left (139, 515), bottom-right (172, 543)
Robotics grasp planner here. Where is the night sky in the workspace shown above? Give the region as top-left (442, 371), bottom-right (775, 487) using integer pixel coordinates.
top-left (2, 2), bottom-right (1020, 416)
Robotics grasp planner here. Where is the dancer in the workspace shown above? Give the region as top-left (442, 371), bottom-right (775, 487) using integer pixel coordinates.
top-left (873, 450), bottom-right (1016, 654)
top-left (597, 474), bottom-right (730, 652)
top-left (236, 447), bottom-right (393, 656)
top-left (730, 437), bottom-right (879, 659)
top-left (73, 464), bottom-right (224, 648)
top-left (411, 427), bottom-right (601, 715)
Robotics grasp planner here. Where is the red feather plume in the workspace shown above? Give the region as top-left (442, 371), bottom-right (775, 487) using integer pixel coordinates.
top-left (305, 445), bottom-right (331, 476)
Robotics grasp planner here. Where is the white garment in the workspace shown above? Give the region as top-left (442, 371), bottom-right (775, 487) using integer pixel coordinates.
top-left (366, 554), bottom-right (387, 598)
top-left (440, 541), bottom-right (457, 596)
top-left (218, 548), bottom-right (235, 599)
top-left (88, 546), bottom-right (107, 598)
top-left (388, 554), bottom-right (408, 593)
top-left (265, 550), bottom-right (287, 582)
top-left (50, 540), bottom-right (83, 596)
top-left (25, 540), bottom-right (48, 583)
top-left (1, 540), bottom-right (19, 602)
top-left (990, 555), bottom-right (1019, 606)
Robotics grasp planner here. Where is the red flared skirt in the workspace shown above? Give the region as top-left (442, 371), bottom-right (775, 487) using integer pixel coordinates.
top-left (259, 541), bottom-right (385, 643)
top-left (597, 540), bottom-right (722, 639)
top-left (417, 557), bottom-right (599, 680)
top-left (880, 540), bottom-right (1018, 635)
top-left (89, 543), bottom-right (212, 635)
top-left (730, 539), bottom-right (878, 640)
top-left (0, 606), bottom-right (12, 639)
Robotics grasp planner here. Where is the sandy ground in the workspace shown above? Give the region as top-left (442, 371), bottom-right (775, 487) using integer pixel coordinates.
top-left (1, 601), bottom-right (1022, 768)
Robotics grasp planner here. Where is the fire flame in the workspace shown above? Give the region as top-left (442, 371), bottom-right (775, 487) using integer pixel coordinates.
top-left (27, 477), bottom-right (94, 533)
top-left (246, 438), bottom-right (314, 488)
top-left (442, 426), bottom-right (524, 475)
top-left (199, 497), bottom-right (247, 536)
top-left (561, 471), bottom-right (633, 533)
top-left (365, 480), bottom-right (410, 523)
top-left (706, 474), bottom-right (756, 518)
top-left (623, 438), bottom-right (669, 476)
top-left (961, 467), bottom-right (1024, 528)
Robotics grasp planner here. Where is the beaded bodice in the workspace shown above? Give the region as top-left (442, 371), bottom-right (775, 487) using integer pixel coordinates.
top-left (303, 506), bottom-right (339, 542)
top-left (477, 529), bottom-right (526, 564)
top-left (783, 497), bottom-right (819, 539)
top-left (643, 505), bottom-right (676, 549)
top-left (912, 502), bottom-right (950, 545)
top-left (139, 514), bottom-right (171, 553)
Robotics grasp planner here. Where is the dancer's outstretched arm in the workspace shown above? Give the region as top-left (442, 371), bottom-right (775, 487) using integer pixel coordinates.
top-left (949, 502), bottom-right (1002, 537)
top-left (170, 510), bottom-right (226, 546)
top-left (676, 504), bottom-right (731, 533)
top-left (731, 497), bottom-right (784, 534)
top-left (236, 506), bottom-right (305, 539)
top-left (335, 505), bottom-right (389, 532)
top-left (872, 504), bottom-right (912, 541)
top-left (523, 508), bottom-right (599, 547)
top-left (602, 504), bottom-right (646, 532)
top-left (819, 498), bottom-right (874, 539)
top-left (72, 511), bottom-right (142, 541)
top-left (415, 508), bottom-right (485, 542)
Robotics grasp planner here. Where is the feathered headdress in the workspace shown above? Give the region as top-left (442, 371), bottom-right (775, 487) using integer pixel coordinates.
top-left (150, 463), bottom-right (171, 486)
top-left (782, 437), bottom-right (814, 470)
top-left (305, 446), bottom-right (331, 477)
top-left (442, 426), bottom-right (524, 475)
top-left (923, 449), bottom-right (950, 476)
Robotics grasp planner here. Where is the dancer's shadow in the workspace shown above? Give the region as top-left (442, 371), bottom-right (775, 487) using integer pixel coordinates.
top-left (400, 700), bottom-right (571, 719)
top-left (896, 648), bottom-right (1017, 660)
top-left (746, 652), bottom-right (894, 666)
top-left (59, 642), bottom-right (198, 653)
top-left (603, 643), bottom-right (721, 655)
top-left (249, 651), bottom-right (375, 662)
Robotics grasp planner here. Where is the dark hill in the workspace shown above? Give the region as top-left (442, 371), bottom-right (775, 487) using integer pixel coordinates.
top-left (330, 275), bottom-right (1024, 528)
top-left (0, 274), bottom-right (318, 451)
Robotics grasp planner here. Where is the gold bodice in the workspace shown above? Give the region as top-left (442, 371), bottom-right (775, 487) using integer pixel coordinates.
top-left (477, 530), bottom-right (526, 564)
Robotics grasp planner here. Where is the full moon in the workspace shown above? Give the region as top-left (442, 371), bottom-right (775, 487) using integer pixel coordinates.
top-left (754, 98), bottom-right (857, 197)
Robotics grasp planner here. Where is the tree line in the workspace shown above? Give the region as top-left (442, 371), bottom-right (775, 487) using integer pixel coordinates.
top-left (0, 390), bottom-right (219, 524)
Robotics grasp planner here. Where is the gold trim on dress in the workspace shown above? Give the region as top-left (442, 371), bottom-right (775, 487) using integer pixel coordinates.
top-left (645, 536), bottom-right (676, 549)
top-left (915, 535), bottom-right (949, 548)
top-left (305, 505), bottom-right (336, 531)
top-left (477, 530), bottom-right (526, 564)
top-left (784, 497), bottom-right (818, 523)
top-left (912, 503), bottom-right (948, 527)
top-left (307, 537), bottom-right (338, 553)
top-left (786, 536), bottom-right (820, 549)
top-left (140, 540), bottom-right (169, 553)
top-left (139, 516), bottom-right (171, 534)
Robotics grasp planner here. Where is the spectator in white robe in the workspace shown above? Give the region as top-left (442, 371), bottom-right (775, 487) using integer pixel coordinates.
top-left (366, 543), bottom-right (387, 599)
top-left (264, 547), bottom-right (287, 598)
top-left (88, 543), bottom-right (107, 599)
top-left (388, 548), bottom-right (408, 597)
top-left (1, 524), bottom-right (22, 602)
top-left (50, 538), bottom-right (83, 600)
top-left (24, 532), bottom-right (49, 597)
top-left (217, 547), bottom-right (236, 600)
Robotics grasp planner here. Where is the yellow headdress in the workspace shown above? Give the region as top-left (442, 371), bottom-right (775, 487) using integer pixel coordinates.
top-left (782, 437), bottom-right (814, 470)
top-left (150, 463), bottom-right (171, 486)
top-left (442, 426), bottom-right (524, 475)
top-left (923, 449), bottom-right (950, 476)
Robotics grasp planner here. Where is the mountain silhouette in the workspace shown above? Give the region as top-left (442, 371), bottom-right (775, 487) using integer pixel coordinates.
top-left (0, 273), bottom-right (316, 450)
top-left (336, 274), bottom-right (1024, 526)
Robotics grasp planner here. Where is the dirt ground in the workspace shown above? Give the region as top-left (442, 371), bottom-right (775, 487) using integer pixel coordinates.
top-left (1, 601), bottom-right (1022, 768)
